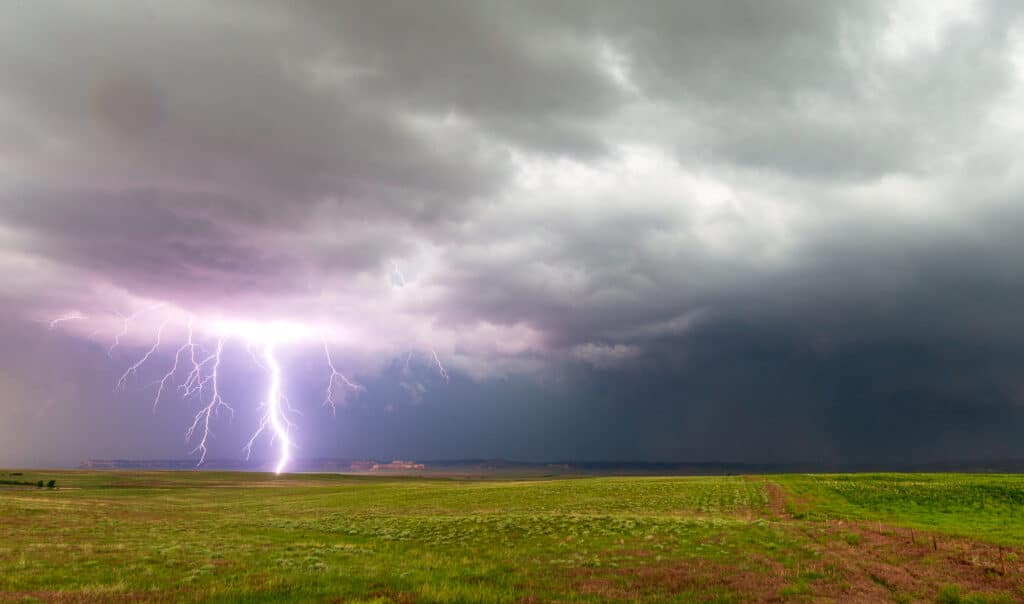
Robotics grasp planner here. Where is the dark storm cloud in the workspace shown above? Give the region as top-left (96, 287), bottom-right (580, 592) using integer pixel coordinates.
top-left (5, 0), bottom-right (1024, 465)
top-left (299, 1), bottom-right (625, 154)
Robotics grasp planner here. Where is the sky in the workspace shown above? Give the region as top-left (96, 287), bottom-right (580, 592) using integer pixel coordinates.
top-left (4, 1), bottom-right (1024, 468)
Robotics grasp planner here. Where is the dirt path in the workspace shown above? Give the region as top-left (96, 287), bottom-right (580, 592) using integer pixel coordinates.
top-left (762, 480), bottom-right (793, 520)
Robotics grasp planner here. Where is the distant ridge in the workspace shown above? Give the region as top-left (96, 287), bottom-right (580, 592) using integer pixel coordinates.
top-left (77, 458), bottom-right (1024, 474)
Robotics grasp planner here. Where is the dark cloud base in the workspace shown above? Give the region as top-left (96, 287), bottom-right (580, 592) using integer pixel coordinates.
top-left (4, 1), bottom-right (1024, 466)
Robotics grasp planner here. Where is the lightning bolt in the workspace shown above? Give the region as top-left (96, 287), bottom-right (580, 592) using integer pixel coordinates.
top-left (47, 298), bottom-right (399, 475)
top-left (243, 343), bottom-right (292, 474)
top-left (48, 309), bottom-right (332, 474)
top-left (151, 317), bottom-right (195, 412)
top-left (108, 303), bottom-right (164, 357)
top-left (179, 336), bottom-right (214, 401)
top-left (47, 311), bottom-right (86, 329)
top-left (246, 341), bottom-right (266, 371)
top-left (324, 341), bottom-right (364, 413)
top-left (115, 318), bottom-right (169, 392)
top-left (184, 338), bottom-right (232, 466)
top-left (263, 344), bottom-right (290, 474)
top-left (431, 349), bottom-right (450, 383)
top-left (391, 261), bottom-right (451, 384)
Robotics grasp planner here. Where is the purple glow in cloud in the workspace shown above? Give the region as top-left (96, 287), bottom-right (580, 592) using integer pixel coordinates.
top-left (49, 300), bottom-right (451, 473)
top-left (10, 1), bottom-right (1024, 469)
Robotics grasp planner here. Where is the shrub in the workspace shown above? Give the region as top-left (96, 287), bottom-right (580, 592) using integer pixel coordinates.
top-left (47, 480), bottom-right (56, 488)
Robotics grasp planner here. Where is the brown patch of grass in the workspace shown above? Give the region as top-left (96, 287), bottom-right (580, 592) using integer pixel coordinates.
top-left (0, 590), bottom-right (185, 603)
top-left (790, 521), bottom-right (1024, 602)
top-left (763, 483), bottom-right (793, 521)
top-left (744, 476), bottom-right (796, 521)
top-left (568, 556), bottom-right (788, 602)
top-left (362, 588), bottom-right (419, 603)
top-left (562, 520), bottom-right (1024, 602)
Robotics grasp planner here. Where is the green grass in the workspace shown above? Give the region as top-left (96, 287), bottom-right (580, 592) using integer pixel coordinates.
top-left (935, 584), bottom-right (1017, 604)
top-left (772, 473), bottom-right (1024, 545)
top-left (1, 472), bottom-right (798, 602)
top-left (2, 471), bottom-right (1023, 601)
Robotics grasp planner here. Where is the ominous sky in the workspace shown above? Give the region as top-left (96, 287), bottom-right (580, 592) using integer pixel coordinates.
top-left (5, 1), bottom-right (1024, 468)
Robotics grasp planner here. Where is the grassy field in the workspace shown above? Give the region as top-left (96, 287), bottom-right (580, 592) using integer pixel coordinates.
top-left (774, 474), bottom-right (1024, 547)
top-left (1, 471), bottom-right (1024, 602)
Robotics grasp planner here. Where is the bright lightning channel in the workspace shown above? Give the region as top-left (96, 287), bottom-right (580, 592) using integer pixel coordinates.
top-left (262, 343), bottom-right (289, 474)
top-left (49, 279), bottom-right (451, 474)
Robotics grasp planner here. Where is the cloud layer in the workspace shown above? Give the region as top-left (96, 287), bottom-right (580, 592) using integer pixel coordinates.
top-left (4, 1), bottom-right (1024, 465)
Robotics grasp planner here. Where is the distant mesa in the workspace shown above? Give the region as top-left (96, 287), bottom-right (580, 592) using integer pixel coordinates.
top-left (351, 460), bottom-right (426, 471)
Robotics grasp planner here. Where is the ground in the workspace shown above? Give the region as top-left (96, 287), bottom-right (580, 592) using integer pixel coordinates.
top-left (1, 471), bottom-right (1023, 602)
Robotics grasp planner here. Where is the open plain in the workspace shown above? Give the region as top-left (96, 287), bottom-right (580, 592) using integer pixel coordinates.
top-left (2, 471), bottom-right (1024, 602)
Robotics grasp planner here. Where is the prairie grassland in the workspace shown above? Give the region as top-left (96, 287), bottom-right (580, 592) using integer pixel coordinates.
top-left (1, 471), bottom-right (1023, 602)
top-left (772, 473), bottom-right (1024, 545)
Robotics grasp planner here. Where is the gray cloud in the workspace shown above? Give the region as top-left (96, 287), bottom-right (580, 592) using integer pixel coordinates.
top-left (5, 1), bottom-right (1024, 464)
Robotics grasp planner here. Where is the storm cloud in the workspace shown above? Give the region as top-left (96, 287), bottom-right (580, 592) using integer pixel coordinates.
top-left (4, 0), bottom-right (1024, 466)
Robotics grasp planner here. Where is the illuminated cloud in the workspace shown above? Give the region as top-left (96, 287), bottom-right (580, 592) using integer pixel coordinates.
top-left (4, 1), bottom-right (1024, 466)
